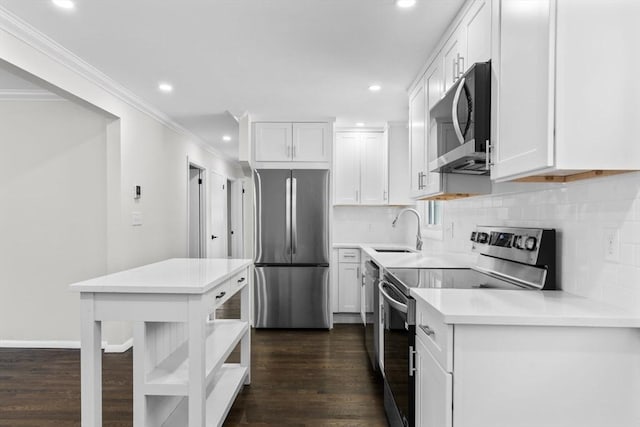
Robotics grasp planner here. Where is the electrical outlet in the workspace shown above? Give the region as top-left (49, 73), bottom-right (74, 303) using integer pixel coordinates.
top-left (604, 227), bottom-right (620, 262)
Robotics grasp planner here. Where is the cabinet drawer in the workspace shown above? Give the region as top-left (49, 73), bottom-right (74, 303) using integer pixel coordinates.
top-left (207, 268), bottom-right (249, 309)
top-left (338, 248), bottom-right (361, 263)
top-left (415, 299), bottom-right (453, 372)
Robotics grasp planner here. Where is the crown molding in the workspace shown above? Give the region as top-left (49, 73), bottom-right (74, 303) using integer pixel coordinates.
top-left (0, 6), bottom-right (235, 162)
top-left (0, 89), bottom-right (65, 101)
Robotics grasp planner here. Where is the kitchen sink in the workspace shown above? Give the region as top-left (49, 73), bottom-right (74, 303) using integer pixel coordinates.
top-left (373, 248), bottom-right (413, 253)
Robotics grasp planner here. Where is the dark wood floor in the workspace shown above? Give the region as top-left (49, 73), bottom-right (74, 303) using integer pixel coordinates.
top-left (0, 325), bottom-right (387, 426)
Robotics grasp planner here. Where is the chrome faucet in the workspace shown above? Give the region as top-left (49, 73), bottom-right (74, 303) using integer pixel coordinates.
top-left (392, 208), bottom-right (423, 251)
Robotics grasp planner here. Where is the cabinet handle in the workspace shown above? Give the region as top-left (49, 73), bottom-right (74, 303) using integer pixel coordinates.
top-left (452, 57), bottom-right (458, 84)
top-left (355, 190), bottom-right (359, 202)
top-left (237, 277), bottom-right (246, 283)
top-left (419, 325), bottom-right (436, 338)
top-left (485, 140), bottom-right (492, 170)
top-left (356, 267), bottom-right (360, 279)
top-left (215, 291), bottom-right (227, 300)
top-left (458, 55), bottom-right (465, 78)
top-left (409, 345), bottom-right (417, 377)
top-left (343, 254), bottom-right (356, 258)
top-left (287, 145), bottom-right (291, 158)
top-left (383, 190), bottom-right (388, 201)
top-left (293, 145), bottom-right (296, 159)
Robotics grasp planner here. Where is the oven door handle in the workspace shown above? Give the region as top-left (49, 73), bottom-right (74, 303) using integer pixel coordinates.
top-left (379, 281), bottom-right (408, 314)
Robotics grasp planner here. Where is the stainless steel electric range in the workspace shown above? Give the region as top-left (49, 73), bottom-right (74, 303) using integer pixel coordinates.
top-left (380, 226), bottom-right (557, 427)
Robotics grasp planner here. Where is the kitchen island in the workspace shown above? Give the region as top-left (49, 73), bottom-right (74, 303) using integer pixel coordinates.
top-left (70, 258), bottom-right (252, 427)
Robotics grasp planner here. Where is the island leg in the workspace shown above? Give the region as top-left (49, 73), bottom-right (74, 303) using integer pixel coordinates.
top-left (188, 295), bottom-right (206, 427)
top-left (80, 292), bottom-right (102, 427)
top-left (240, 284), bottom-right (251, 385)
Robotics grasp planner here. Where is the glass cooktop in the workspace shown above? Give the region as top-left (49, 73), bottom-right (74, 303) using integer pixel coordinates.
top-left (385, 267), bottom-right (525, 297)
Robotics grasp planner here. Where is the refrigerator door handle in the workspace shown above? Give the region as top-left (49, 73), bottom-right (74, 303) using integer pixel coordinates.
top-left (291, 177), bottom-right (298, 255)
top-left (285, 177), bottom-right (292, 255)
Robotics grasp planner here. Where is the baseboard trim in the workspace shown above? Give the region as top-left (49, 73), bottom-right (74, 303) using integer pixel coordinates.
top-left (333, 313), bottom-right (363, 324)
top-left (0, 338), bottom-right (133, 353)
top-left (104, 338), bottom-right (133, 353)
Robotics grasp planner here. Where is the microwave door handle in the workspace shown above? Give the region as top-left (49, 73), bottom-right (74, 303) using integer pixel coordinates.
top-left (452, 77), bottom-right (466, 145)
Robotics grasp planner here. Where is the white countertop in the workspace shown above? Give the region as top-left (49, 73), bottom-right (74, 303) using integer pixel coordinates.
top-left (411, 288), bottom-right (640, 328)
top-left (334, 242), bottom-right (476, 270)
top-left (69, 258), bottom-right (253, 294)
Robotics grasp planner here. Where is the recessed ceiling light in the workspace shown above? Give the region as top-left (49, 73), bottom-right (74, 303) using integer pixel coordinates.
top-left (222, 135), bottom-right (231, 142)
top-left (356, 123), bottom-right (365, 127)
top-left (158, 82), bottom-right (173, 93)
top-left (52, 0), bottom-right (75, 9)
top-left (396, 0), bottom-right (417, 8)
top-left (368, 84), bottom-right (382, 92)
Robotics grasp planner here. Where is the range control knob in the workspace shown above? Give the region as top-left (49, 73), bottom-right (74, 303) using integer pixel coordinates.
top-left (476, 232), bottom-right (489, 244)
top-left (470, 231), bottom-right (477, 242)
top-left (525, 236), bottom-right (537, 251)
top-left (512, 235), bottom-right (524, 250)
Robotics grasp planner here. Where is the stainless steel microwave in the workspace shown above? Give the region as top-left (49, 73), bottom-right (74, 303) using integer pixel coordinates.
top-left (429, 61), bottom-right (491, 175)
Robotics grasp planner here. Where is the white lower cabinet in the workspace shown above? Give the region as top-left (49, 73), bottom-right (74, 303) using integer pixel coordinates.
top-left (414, 300), bottom-right (640, 427)
top-left (415, 333), bottom-right (452, 427)
top-left (336, 248), bottom-right (361, 313)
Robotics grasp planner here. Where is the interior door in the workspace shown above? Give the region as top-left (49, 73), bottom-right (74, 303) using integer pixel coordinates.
top-left (208, 172), bottom-right (227, 258)
top-left (291, 169), bottom-right (329, 265)
top-left (254, 169), bottom-right (291, 264)
top-left (188, 165), bottom-right (205, 258)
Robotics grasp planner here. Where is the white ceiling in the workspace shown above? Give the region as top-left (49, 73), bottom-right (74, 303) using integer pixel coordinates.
top-left (0, 0), bottom-right (465, 159)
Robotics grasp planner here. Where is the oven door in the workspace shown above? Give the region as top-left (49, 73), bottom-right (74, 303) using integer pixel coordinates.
top-left (380, 280), bottom-right (415, 427)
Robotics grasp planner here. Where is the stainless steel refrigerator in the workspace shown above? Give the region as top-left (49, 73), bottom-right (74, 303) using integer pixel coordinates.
top-left (254, 169), bottom-right (330, 328)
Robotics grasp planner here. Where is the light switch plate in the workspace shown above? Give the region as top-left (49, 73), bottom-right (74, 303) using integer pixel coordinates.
top-left (132, 211), bottom-right (143, 226)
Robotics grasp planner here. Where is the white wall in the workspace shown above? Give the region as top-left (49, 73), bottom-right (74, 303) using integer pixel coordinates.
top-left (0, 24), bottom-right (242, 348)
top-left (0, 100), bottom-right (108, 343)
top-left (332, 206), bottom-right (414, 244)
top-left (442, 172), bottom-right (640, 313)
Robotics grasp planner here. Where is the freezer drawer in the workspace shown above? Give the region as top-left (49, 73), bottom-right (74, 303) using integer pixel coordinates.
top-left (254, 266), bottom-right (330, 328)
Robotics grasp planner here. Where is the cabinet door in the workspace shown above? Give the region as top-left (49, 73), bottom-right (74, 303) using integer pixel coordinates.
top-left (292, 123), bottom-right (330, 162)
top-left (464, 0), bottom-right (491, 65)
top-left (334, 133), bottom-right (361, 205)
top-left (360, 132), bottom-right (388, 205)
top-left (423, 58), bottom-right (444, 197)
top-left (409, 84), bottom-right (426, 198)
top-left (337, 263), bottom-right (360, 313)
top-left (443, 27), bottom-right (467, 92)
top-left (491, 0), bottom-right (553, 180)
top-left (254, 123), bottom-right (293, 162)
top-left (415, 335), bottom-right (453, 427)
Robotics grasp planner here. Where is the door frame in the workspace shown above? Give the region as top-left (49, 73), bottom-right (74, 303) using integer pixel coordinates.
top-left (187, 158), bottom-right (207, 258)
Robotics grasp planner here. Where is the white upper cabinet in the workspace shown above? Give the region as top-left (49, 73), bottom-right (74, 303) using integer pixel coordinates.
top-left (443, 28), bottom-right (467, 92)
top-left (292, 123), bottom-right (331, 162)
top-left (254, 123), bottom-right (293, 162)
top-left (423, 59), bottom-right (445, 196)
top-left (360, 133), bottom-right (388, 205)
top-left (464, 0), bottom-right (491, 66)
top-left (491, 0), bottom-right (640, 182)
top-left (334, 131), bottom-right (388, 205)
top-left (409, 84), bottom-right (426, 198)
top-left (334, 133), bottom-right (361, 205)
top-left (254, 122), bottom-right (330, 164)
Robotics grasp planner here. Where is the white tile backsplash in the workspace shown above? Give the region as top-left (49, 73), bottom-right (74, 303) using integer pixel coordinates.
top-left (443, 171), bottom-right (640, 313)
top-left (332, 206), bottom-right (414, 244)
